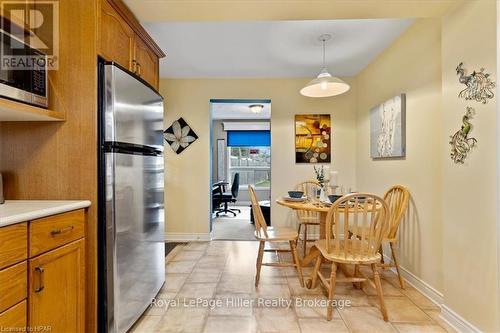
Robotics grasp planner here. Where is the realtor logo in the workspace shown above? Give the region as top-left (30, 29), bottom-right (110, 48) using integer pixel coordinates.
top-left (0, 0), bottom-right (59, 70)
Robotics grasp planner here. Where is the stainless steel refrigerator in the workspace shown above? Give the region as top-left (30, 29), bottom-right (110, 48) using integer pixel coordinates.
top-left (98, 61), bottom-right (165, 333)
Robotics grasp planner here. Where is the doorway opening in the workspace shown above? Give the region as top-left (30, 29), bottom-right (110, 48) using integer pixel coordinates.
top-left (210, 99), bottom-right (271, 240)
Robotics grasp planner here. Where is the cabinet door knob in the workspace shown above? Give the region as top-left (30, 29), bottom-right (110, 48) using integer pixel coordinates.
top-left (34, 266), bottom-right (45, 293)
top-left (132, 59), bottom-right (137, 73)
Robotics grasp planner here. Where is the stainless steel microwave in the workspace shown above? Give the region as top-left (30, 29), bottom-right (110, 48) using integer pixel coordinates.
top-left (0, 30), bottom-right (48, 108)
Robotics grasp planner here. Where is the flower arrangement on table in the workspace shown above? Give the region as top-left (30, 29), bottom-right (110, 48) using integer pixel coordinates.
top-left (314, 165), bottom-right (326, 188)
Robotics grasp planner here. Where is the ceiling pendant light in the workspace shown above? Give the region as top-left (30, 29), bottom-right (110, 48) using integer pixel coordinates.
top-left (300, 34), bottom-right (350, 98)
top-left (249, 104), bottom-right (264, 113)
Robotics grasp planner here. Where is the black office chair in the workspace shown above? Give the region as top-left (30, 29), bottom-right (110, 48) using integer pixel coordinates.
top-left (213, 173), bottom-right (241, 217)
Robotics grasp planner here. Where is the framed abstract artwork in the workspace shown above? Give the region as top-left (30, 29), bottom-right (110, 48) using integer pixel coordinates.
top-left (370, 94), bottom-right (406, 159)
top-left (295, 114), bottom-right (331, 163)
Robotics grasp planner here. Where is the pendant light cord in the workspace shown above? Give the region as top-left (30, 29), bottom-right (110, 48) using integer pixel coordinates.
top-left (322, 38), bottom-right (326, 69)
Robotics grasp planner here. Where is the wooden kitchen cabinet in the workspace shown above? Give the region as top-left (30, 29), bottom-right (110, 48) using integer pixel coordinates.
top-left (0, 223), bottom-right (27, 269)
top-left (29, 210), bottom-right (85, 257)
top-left (0, 301), bottom-right (26, 331)
top-left (0, 262), bottom-right (27, 313)
top-left (133, 35), bottom-right (159, 88)
top-left (98, 0), bottom-right (135, 70)
top-left (98, 0), bottom-right (165, 90)
top-left (29, 239), bottom-right (85, 333)
top-left (0, 209), bottom-right (86, 333)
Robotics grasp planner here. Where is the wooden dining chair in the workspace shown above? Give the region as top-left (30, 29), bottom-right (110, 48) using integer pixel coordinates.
top-left (294, 180), bottom-right (321, 257)
top-left (308, 193), bottom-right (390, 321)
top-left (249, 186), bottom-right (304, 287)
top-left (379, 185), bottom-right (410, 289)
top-left (348, 186), bottom-right (410, 289)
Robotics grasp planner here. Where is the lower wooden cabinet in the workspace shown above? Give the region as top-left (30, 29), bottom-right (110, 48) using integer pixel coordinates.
top-left (0, 223), bottom-right (27, 269)
top-left (0, 261), bottom-right (27, 313)
top-left (0, 209), bottom-right (86, 333)
top-left (0, 301), bottom-right (26, 331)
top-left (29, 239), bottom-right (85, 333)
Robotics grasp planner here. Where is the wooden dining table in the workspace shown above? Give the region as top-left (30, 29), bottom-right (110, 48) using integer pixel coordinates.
top-left (276, 198), bottom-right (332, 239)
top-left (276, 198), bottom-right (336, 267)
top-left (276, 197), bottom-right (381, 267)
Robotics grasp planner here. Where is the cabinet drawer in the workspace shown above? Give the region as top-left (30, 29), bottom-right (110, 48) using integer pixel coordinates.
top-left (0, 300), bottom-right (26, 331)
top-left (0, 223), bottom-right (27, 269)
top-left (30, 210), bottom-right (85, 257)
top-left (0, 262), bottom-right (27, 313)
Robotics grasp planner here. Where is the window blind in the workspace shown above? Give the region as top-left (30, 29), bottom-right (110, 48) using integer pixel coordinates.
top-left (227, 130), bottom-right (270, 147)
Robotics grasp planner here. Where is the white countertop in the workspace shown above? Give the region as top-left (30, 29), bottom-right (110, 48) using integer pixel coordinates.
top-left (0, 200), bottom-right (91, 228)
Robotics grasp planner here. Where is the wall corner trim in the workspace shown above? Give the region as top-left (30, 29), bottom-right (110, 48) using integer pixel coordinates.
top-left (383, 254), bottom-right (443, 306)
top-left (383, 254), bottom-right (482, 332)
top-left (166, 232), bottom-right (212, 241)
top-left (440, 305), bottom-right (482, 333)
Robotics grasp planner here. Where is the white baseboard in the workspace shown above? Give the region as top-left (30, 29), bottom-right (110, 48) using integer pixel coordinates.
top-left (382, 253), bottom-right (443, 306)
top-left (383, 254), bottom-right (481, 333)
top-left (166, 232), bottom-right (212, 242)
top-left (440, 305), bottom-right (481, 333)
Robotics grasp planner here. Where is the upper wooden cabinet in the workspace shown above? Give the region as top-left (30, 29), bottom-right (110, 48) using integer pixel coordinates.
top-left (98, 0), bottom-right (135, 70)
top-left (133, 36), bottom-right (159, 89)
top-left (98, 0), bottom-right (165, 90)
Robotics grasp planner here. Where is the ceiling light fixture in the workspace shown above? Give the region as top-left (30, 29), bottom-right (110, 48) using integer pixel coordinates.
top-left (300, 34), bottom-right (350, 98)
top-left (249, 104), bottom-right (264, 113)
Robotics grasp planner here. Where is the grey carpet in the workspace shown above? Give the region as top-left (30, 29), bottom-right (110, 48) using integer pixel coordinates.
top-left (212, 206), bottom-right (255, 241)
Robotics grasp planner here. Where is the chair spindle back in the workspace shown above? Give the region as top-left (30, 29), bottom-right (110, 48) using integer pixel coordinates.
top-left (325, 193), bottom-right (389, 260)
top-left (294, 180), bottom-right (321, 222)
top-left (384, 185), bottom-right (410, 240)
top-left (248, 185), bottom-right (268, 238)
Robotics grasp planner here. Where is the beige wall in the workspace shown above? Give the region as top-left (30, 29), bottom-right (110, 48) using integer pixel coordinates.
top-left (355, 4), bottom-right (499, 330)
top-left (355, 18), bottom-right (443, 292)
top-left (441, 0), bottom-right (499, 331)
top-left (160, 3), bottom-right (500, 328)
top-left (160, 78), bottom-right (357, 238)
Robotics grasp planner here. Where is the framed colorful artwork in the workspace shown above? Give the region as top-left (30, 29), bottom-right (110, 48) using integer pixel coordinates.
top-left (295, 114), bottom-right (331, 163)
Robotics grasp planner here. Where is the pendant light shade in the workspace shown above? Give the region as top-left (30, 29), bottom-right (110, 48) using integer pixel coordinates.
top-left (301, 34), bottom-right (350, 98)
top-left (300, 69), bottom-right (350, 98)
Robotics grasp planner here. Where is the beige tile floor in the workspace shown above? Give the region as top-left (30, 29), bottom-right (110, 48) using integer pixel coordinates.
top-left (130, 241), bottom-right (456, 333)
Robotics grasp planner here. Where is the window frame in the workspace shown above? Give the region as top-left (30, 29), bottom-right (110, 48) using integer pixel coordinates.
top-left (227, 146), bottom-right (271, 188)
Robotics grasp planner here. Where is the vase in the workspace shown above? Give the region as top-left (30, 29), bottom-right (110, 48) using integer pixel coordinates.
top-left (319, 187), bottom-right (327, 202)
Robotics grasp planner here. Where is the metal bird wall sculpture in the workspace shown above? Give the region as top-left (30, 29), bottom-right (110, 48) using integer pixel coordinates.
top-left (456, 62), bottom-right (495, 104)
top-left (450, 106), bottom-right (477, 164)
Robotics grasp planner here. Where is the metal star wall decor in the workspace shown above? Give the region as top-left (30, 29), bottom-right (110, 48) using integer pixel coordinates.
top-left (164, 117), bottom-right (198, 154)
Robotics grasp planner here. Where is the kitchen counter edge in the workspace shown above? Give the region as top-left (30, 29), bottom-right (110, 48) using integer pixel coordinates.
top-left (0, 200), bottom-right (92, 228)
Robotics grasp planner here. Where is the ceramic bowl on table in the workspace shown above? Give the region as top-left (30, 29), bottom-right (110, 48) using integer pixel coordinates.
top-left (328, 195), bottom-right (343, 204)
top-left (288, 191), bottom-right (304, 198)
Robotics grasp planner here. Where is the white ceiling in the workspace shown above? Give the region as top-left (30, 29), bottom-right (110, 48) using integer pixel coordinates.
top-left (144, 18), bottom-right (414, 78)
top-left (211, 102), bottom-right (271, 120)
